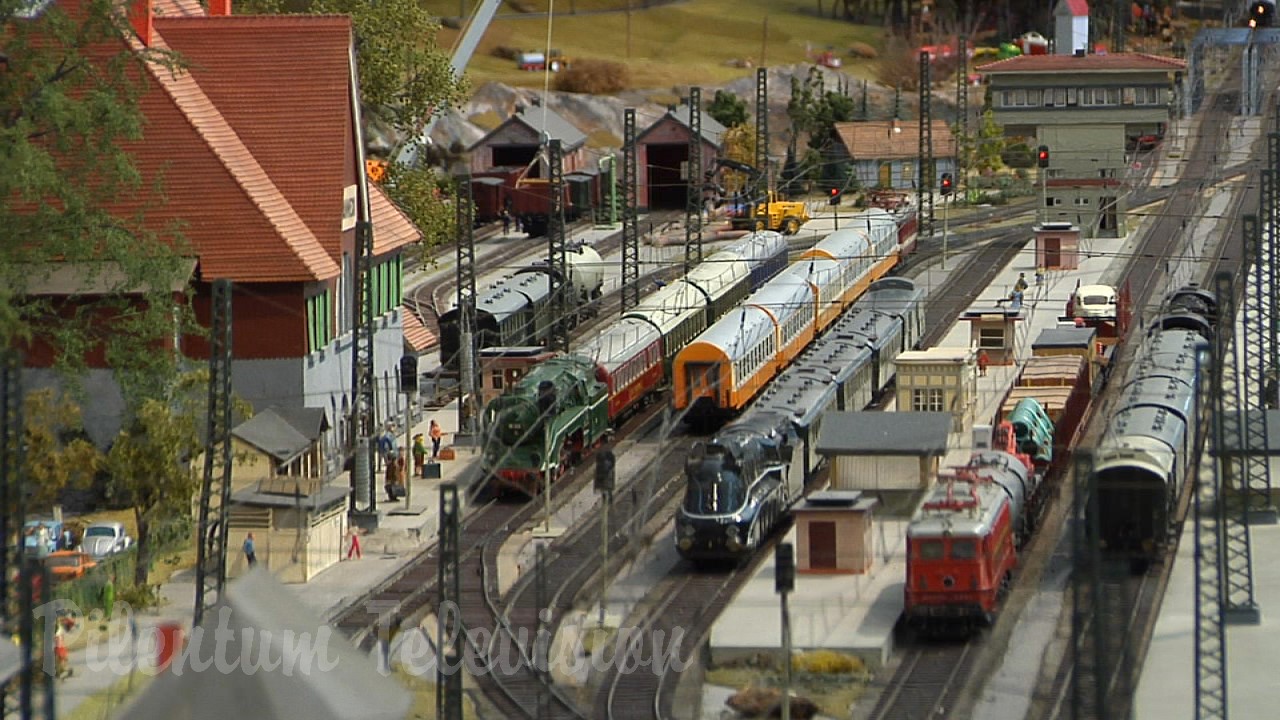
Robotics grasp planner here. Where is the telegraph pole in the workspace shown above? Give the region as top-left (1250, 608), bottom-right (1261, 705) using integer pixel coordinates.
top-left (436, 483), bottom-right (462, 720)
top-left (621, 109), bottom-right (640, 312)
top-left (755, 68), bottom-right (769, 185)
top-left (956, 35), bottom-right (969, 198)
top-left (685, 87), bottom-right (704, 273)
top-left (194, 279), bottom-right (234, 629)
top-left (455, 175), bottom-right (479, 437)
top-left (917, 51), bottom-right (935, 246)
top-left (547, 139), bottom-right (569, 353)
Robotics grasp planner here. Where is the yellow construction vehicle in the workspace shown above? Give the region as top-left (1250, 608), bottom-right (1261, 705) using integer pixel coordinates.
top-left (748, 191), bottom-right (810, 235)
top-left (712, 159), bottom-right (810, 235)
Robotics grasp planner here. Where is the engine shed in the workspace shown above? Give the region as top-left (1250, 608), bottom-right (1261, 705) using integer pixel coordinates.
top-left (816, 411), bottom-right (953, 491)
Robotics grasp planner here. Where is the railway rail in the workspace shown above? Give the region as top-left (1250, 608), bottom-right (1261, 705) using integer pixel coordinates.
top-left (858, 60), bottom-right (1267, 718)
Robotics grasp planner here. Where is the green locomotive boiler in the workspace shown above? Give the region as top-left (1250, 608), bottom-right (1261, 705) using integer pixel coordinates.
top-left (479, 355), bottom-right (609, 497)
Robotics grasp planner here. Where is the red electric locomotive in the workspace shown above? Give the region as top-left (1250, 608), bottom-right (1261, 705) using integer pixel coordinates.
top-left (904, 422), bottom-right (1046, 632)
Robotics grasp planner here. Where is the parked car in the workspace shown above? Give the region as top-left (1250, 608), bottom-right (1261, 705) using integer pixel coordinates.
top-left (44, 551), bottom-right (97, 582)
top-left (78, 521), bottom-right (133, 560)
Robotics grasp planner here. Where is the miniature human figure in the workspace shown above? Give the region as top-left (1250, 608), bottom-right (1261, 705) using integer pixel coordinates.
top-left (977, 349), bottom-right (991, 377)
top-left (101, 574), bottom-right (115, 619)
top-left (412, 433), bottom-right (427, 478)
top-left (502, 210), bottom-right (511, 236)
top-left (1010, 289), bottom-right (1024, 310)
top-left (1035, 267), bottom-right (1044, 286)
top-left (54, 621), bottom-right (70, 679)
top-left (1014, 272), bottom-right (1029, 293)
top-left (243, 533), bottom-right (257, 567)
top-left (429, 420), bottom-right (444, 458)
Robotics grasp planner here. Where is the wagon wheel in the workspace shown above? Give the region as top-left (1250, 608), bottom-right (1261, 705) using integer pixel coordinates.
top-left (754, 219), bottom-right (766, 232)
top-left (783, 218), bottom-right (800, 235)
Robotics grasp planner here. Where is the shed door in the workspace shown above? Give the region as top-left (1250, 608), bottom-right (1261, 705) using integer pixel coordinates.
top-left (1044, 238), bottom-right (1061, 268)
top-left (809, 521), bottom-right (838, 569)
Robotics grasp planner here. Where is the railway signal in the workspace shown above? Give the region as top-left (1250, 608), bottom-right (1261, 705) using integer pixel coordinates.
top-left (1037, 145), bottom-right (1050, 168)
top-left (829, 187), bottom-right (842, 206)
top-left (776, 542), bottom-right (795, 720)
top-left (939, 173), bottom-right (953, 196)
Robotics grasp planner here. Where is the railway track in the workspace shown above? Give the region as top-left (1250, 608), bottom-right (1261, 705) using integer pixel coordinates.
top-left (852, 59), bottom-right (1270, 719)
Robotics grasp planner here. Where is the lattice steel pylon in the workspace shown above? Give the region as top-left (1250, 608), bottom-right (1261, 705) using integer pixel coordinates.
top-left (194, 280), bottom-right (235, 629)
top-left (621, 109), bottom-right (640, 312)
top-left (455, 176), bottom-right (480, 436)
top-left (1266, 134), bottom-right (1280, 407)
top-left (956, 36), bottom-right (968, 198)
top-left (1242, 215), bottom-right (1276, 522)
top-left (351, 216), bottom-right (377, 511)
top-left (1197, 339), bottom-right (1227, 720)
top-left (685, 86), bottom-right (704, 273)
top-left (547, 139), bottom-right (569, 353)
top-left (917, 51), bottom-right (935, 246)
top-left (1070, 451), bottom-right (1110, 720)
top-left (755, 68), bottom-right (769, 186)
top-left (1212, 270), bottom-right (1260, 624)
top-left (436, 483), bottom-right (462, 720)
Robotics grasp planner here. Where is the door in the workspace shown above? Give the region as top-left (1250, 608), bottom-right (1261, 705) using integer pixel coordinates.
top-left (809, 520), bottom-right (838, 570)
top-left (1044, 238), bottom-right (1061, 269)
top-left (878, 163), bottom-right (891, 188)
top-left (685, 363), bottom-right (719, 406)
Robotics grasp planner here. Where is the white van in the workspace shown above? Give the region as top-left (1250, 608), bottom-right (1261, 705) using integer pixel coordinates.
top-left (1072, 284), bottom-right (1118, 319)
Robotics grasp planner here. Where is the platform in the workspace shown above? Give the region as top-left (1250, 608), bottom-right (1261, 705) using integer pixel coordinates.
top-left (709, 521), bottom-right (908, 671)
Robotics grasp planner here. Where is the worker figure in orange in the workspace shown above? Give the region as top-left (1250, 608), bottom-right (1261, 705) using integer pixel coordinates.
top-left (429, 420), bottom-right (444, 459)
top-left (977, 349), bottom-right (991, 377)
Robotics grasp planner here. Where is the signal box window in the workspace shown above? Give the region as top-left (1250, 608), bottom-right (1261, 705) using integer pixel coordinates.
top-left (911, 388), bottom-right (944, 412)
top-left (951, 539), bottom-right (977, 559)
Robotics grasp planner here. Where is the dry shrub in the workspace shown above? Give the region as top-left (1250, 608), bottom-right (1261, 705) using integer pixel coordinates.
top-left (791, 649), bottom-right (864, 675)
top-left (554, 59), bottom-right (630, 94)
top-left (490, 45), bottom-right (521, 61)
top-left (848, 41), bottom-right (878, 59)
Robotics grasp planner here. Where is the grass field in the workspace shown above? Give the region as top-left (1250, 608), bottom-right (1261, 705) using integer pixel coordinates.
top-left (424, 0), bottom-right (884, 89)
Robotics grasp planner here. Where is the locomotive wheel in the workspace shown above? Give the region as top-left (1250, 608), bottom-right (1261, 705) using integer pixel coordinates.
top-left (754, 219), bottom-right (766, 232)
top-left (784, 218), bottom-right (800, 235)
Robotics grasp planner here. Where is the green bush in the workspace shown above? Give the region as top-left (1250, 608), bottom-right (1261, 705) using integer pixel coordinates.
top-left (52, 548), bottom-right (137, 612)
top-left (791, 650), bottom-right (865, 675)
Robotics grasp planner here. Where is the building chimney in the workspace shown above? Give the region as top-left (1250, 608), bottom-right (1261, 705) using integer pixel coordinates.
top-left (129, 0), bottom-right (153, 46)
top-left (209, 0), bottom-right (232, 16)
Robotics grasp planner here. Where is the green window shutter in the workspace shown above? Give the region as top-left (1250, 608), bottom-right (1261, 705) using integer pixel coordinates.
top-left (323, 290), bottom-right (332, 344)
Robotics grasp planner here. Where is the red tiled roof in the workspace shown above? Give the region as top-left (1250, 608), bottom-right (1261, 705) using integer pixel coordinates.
top-left (126, 30), bottom-right (340, 282)
top-left (978, 52), bottom-right (1185, 74)
top-left (157, 17), bottom-right (356, 264)
top-left (371, 185), bottom-right (421, 253)
top-left (401, 306), bottom-right (436, 352)
top-left (1060, 0), bottom-right (1090, 16)
top-left (834, 120), bottom-right (957, 161)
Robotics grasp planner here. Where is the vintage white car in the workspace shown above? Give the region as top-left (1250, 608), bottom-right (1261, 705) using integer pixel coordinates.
top-left (79, 521), bottom-right (133, 560)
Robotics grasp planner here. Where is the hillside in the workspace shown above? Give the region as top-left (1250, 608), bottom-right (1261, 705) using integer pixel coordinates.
top-left (425, 0), bottom-right (886, 90)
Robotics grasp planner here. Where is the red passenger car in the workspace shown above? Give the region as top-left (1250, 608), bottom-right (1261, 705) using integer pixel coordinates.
top-left (576, 318), bottom-right (665, 422)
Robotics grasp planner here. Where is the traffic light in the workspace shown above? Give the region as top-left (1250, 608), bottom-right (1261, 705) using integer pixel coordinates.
top-left (1037, 145), bottom-right (1050, 168)
top-left (939, 173), bottom-right (953, 196)
top-left (829, 187), bottom-right (842, 206)
top-left (398, 354), bottom-right (419, 394)
top-left (594, 448), bottom-right (616, 493)
top-left (775, 542), bottom-right (795, 594)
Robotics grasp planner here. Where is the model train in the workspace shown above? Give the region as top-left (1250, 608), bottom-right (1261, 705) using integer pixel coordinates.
top-left (673, 209), bottom-right (904, 425)
top-left (475, 231), bottom-right (791, 496)
top-left (675, 277), bottom-right (926, 562)
top-left (1088, 285), bottom-right (1217, 571)
top-left (904, 422), bottom-right (1046, 632)
top-left (438, 244), bottom-right (606, 372)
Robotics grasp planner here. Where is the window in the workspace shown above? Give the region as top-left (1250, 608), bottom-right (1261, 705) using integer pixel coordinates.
top-left (306, 290), bottom-right (332, 354)
top-left (911, 388), bottom-right (944, 412)
top-left (1074, 197), bottom-right (1091, 206)
top-left (1054, 88), bottom-right (1067, 106)
top-left (1027, 89), bottom-right (1042, 105)
top-left (951, 539), bottom-right (977, 559)
top-left (917, 540), bottom-right (944, 560)
top-left (1066, 87), bottom-right (1078, 106)
top-left (979, 327), bottom-right (1004, 349)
